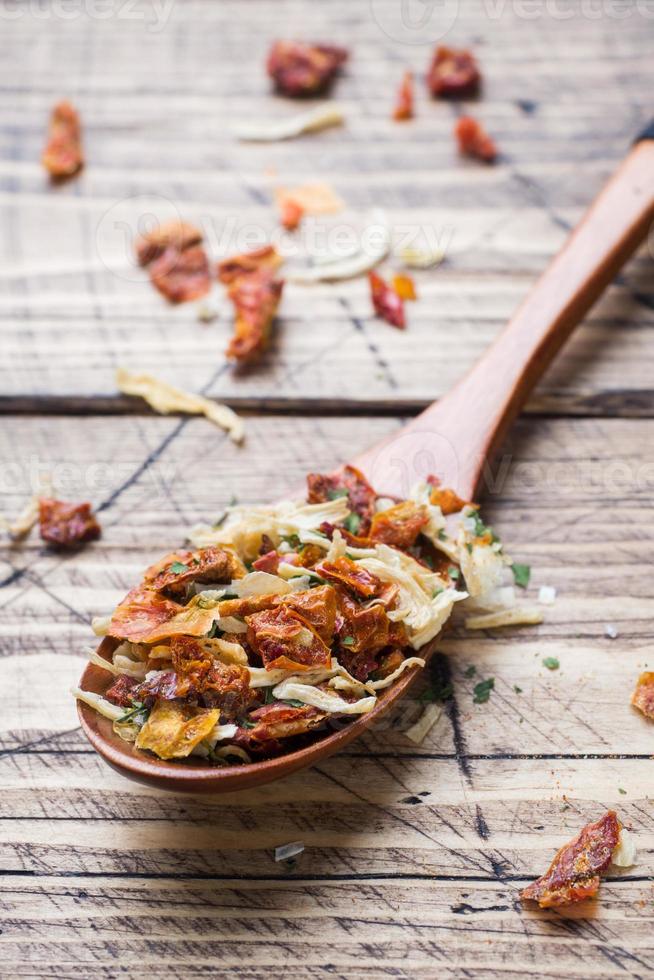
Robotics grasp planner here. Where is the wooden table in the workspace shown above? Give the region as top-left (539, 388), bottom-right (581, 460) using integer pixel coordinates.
top-left (1, 2), bottom-right (653, 976)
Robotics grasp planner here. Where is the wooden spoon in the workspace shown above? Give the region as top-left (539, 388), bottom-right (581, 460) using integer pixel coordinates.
top-left (78, 131), bottom-right (654, 793)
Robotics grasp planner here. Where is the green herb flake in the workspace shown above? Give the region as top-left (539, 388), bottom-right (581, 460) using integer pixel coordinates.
top-left (618, 787), bottom-right (627, 795)
top-left (511, 562), bottom-right (531, 589)
top-left (169, 561), bottom-right (189, 574)
top-left (327, 488), bottom-right (349, 500)
top-left (343, 512), bottom-right (361, 535)
top-left (241, 720), bottom-right (257, 730)
top-left (513, 684), bottom-right (523, 694)
top-left (282, 699), bottom-right (306, 708)
top-left (116, 701), bottom-right (145, 724)
top-left (448, 566), bottom-right (460, 580)
top-left (420, 681), bottom-right (453, 704)
top-left (342, 636), bottom-right (355, 647)
top-left (464, 665), bottom-right (476, 679)
top-left (465, 542), bottom-right (473, 554)
top-left (472, 677), bottom-right (495, 704)
top-left (542, 657), bottom-right (560, 671)
top-left (437, 529), bottom-right (447, 541)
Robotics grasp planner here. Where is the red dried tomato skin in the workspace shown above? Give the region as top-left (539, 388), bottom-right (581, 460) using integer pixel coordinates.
top-left (369, 500), bottom-right (429, 549)
top-left (307, 464), bottom-right (377, 531)
top-left (393, 71), bottom-right (414, 121)
top-left (631, 671), bottom-right (654, 719)
top-left (427, 46), bottom-right (481, 99)
top-left (148, 243), bottom-right (211, 304)
top-left (38, 497), bottom-right (101, 549)
top-left (315, 556), bottom-right (384, 599)
top-left (455, 116), bottom-right (497, 163)
top-left (369, 270), bottom-right (406, 329)
top-left (218, 246), bottom-right (284, 362)
top-left (280, 198), bottom-right (304, 231)
top-left (521, 811), bottom-right (620, 908)
top-left (42, 101), bottom-right (84, 179)
top-left (246, 605), bottom-right (331, 671)
top-left (105, 674), bottom-right (139, 707)
top-left (267, 41), bottom-right (348, 97)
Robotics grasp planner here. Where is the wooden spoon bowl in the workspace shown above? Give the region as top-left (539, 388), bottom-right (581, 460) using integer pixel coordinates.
top-left (78, 132), bottom-right (654, 792)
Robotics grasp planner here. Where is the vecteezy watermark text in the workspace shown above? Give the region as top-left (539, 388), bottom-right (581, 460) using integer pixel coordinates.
top-left (0, 0), bottom-right (175, 32)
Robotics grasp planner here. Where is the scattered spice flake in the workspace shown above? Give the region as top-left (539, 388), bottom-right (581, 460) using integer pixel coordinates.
top-left (274, 840), bottom-right (305, 862)
top-left (618, 787), bottom-right (627, 795)
top-left (392, 274), bottom-right (417, 301)
top-left (542, 657), bottom-right (559, 671)
top-left (38, 498), bottom-right (101, 550)
top-left (279, 197), bottom-right (304, 231)
top-left (399, 245), bottom-right (444, 270)
top-left (513, 684), bottom-right (523, 694)
top-left (404, 702), bottom-right (442, 745)
top-left (427, 46), bottom-right (481, 98)
top-left (275, 182), bottom-right (344, 216)
top-left (511, 562), bottom-right (531, 589)
top-left (631, 671), bottom-right (654, 721)
top-left (235, 105), bottom-right (344, 142)
top-left (455, 116), bottom-right (497, 163)
top-left (521, 811), bottom-right (621, 908)
top-left (217, 245), bottom-right (285, 363)
top-left (136, 220), bottom-right (210, 304)
top-left (267, 41), bottom-right (348, 98)
top-left (472, 677), bottom-right (494, 704)
top-left (42, 101), bottom-right (84, 179)
top-left (393, 71), bottom-right (414, 121)
top-left (116, 367), bottom-right (244, 443)
top-left (369, 270), bottom-right (405, 329)
top-left (464, 665), bottom-right (476, 678)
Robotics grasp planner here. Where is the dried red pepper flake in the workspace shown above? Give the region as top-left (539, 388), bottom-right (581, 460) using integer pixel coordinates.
top-left (392, 273), bottom-right (417, 301)
top-left (369, 270), bottom-right (406, 329)
top-left (521, 811), bottom-right (621, 908)
top-left (267, 40), bottom-right (348, 98)
top-left (38, 497), bottom-right (101, 549)
top-left (455, 115), bottom-right (497, 163)
top-left (393, 71), bottom-right (414, 121)
top-left (218, 246), bottom-right (284, 363)
top-left (631, 671), bottom-right (654, 720)
top-left (427, 46), bottom-right (481, 99)
top-left (42, 101), bottom-right (84, 179)
top-left (279, 197), bottom-right (304, 231)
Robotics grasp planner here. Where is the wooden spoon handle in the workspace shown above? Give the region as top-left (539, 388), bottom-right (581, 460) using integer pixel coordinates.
top-left (354, 137), bottom-right (654, 501)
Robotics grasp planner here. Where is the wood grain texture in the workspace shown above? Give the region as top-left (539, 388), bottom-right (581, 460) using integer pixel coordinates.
top-left (2, 0), bottom-right (654, 975)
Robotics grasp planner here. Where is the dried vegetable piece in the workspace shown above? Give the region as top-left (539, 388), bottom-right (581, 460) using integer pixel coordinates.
top-left (135, 701), bottom-right (219, 760)
top-left (631, 671), bottom-right (654, 720)
top-left (369, 501), bottom-right (429, 549)
top-left (38, 498), bottom-right (101, 549)
top-left (393, 71), bottom-right (414, 121)
top-left (275, 182), bottom-right (344, 216)
top-left (235, 105), bottom-right (344, 141)
top-left (306, 465), bottom-right (376, 531)
top-left (315, 556), bottom-right (384, 599)
top-left (136, 219), bottom-right (211, 304)
top-left (246, 605), bottom-right (331, 671)
top-left (144, 546), bottom-right (245, 597)
top-left (455, 116), bottom-right (497, 163)
top-left (369, 270), bottom-right (406, 329)
top-left (217, 245), bottom-right (285, 363)
top-left (280, 197), bottom-right (304, 231)
top-left (115, 368), bottom-right (244, 443)
top-left (392, 274), bottom-right (417, 301)
top-left (521, 811), bottom-right (621, 908)
top-left (427, 46), bottom-right (481, 98)
top-left (426, 476), bottom-right (470, 515)
top-left (42, 101), bottom-right (84, 179)
top-left (267, 41), bottom-right (348, 97)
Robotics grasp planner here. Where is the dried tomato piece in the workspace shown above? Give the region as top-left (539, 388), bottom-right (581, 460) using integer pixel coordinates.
top-left (307, 464), bottom-right (377, 531)
top-left (38, 497), bottom-right (101, 549)
top-left (315, 556), bottom-right (384, 599)
top-left (369, 270), bottom-right (405, 329)
top-left (521, 811), bottom-right (621, 908)
top-left (169, 635), bottom-right (253, 717)
top-left (217, 593), bottom-right (283, 619)
top-left (282, 585), bottom-right (337, 644)
top-left (426, 476), bottom-right (471, 515)
top-left (246, 606), bottom-right (331, 671)
top-left (105, 674), bottom-right (139, 708)
top-left (135, 220), bottom-right (203, 267)
top-left (42, 101), bottom-right (84, 179)
top-left (455, 116), bottom-right (497, 163)
top-left (336, 591), bottom-right (390, 680)
top-left (144, 546), bottom-right (244, 597)
top-left (393, 71), bottom-right (414, 121)
top-left (136, 220), bottom-right (210, 304)
top-left (109, 586), bottom-right (184, 644)
top-left (217, 246), bottom-right (284, 363)
top-left (631, 671), bottom-right (654, 720)
top-left (267, 41), bottom-right (348, 97)
top-left (427, 46), bottom-right (481, 98)
top-left (372, 649), bottom-right (405, 681)
top-left (279, 197), bottom-right (304, 231)
top-left (252, 550), bottom-right (281, 574)
top-left (137, 669), bottom-right (188, 704)
top-left (369, 500), bottom-right (429, 549)
top-left (246, 702), bottom-right (326, 740)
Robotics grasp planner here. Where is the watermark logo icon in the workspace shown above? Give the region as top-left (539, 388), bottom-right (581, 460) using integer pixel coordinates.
top-left (370, 0), bottom-right (460, 44)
